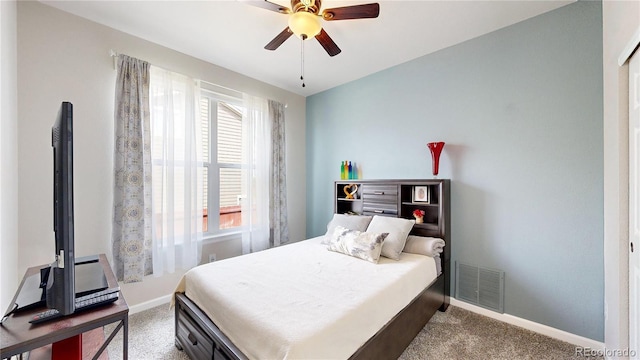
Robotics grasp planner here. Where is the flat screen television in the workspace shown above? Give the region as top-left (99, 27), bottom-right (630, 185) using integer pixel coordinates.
top-left (1, 102), bottom-right (116, 321)
top-left (46, 101), bottom-right (75, 315)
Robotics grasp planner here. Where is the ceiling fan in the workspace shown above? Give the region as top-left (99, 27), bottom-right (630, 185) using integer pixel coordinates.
top-left (246, 0), bottom-right (380, 57)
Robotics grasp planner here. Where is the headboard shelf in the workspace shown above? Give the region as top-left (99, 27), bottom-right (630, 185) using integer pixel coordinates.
top-left (333, 179), bottom-right (450, 242)
top-left (333, 178), bottom-right (451, 309)
top-left (334, 179), bottom-right (449, 236)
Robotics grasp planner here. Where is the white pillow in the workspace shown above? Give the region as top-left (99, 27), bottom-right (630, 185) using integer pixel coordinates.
top-left (322, 214), bottom-right (373, 244)
top-left (326, 226), bottom-right (388, 263)
top-left (366, 215), bottom-right (415, 260)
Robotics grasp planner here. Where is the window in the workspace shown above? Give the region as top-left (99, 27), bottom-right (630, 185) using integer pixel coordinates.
top-left (199, 91), bottom-right (245, 235)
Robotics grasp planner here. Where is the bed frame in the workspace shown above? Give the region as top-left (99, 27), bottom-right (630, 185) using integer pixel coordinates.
top-left (175, 179), bottom-right (450, 360)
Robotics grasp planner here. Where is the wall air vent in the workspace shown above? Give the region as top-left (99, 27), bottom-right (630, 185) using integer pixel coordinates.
top-left (455, 262), bottom-right (504, 313)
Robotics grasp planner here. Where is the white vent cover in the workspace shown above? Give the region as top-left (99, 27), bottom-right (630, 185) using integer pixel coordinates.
top-left (455, 262), bottom-right (504, 313)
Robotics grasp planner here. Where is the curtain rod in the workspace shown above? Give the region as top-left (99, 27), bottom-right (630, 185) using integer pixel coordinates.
top-left (199, 79), bottom-right (243, 98)
top-left (109, 49), bottom-right (239, 95)
top-left (109, 49), bottom-right (287, 108)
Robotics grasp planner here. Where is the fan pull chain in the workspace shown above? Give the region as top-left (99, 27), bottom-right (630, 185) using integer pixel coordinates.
top-left (300, 35), bottom-right (306, 88)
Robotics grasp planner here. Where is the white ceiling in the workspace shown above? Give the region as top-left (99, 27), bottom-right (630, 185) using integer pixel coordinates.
top-left (41, 0), bottom-right (573, 97)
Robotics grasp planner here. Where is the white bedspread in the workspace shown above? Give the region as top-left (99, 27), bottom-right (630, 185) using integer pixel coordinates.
top-left (175, 236), bottom-right (437, 360)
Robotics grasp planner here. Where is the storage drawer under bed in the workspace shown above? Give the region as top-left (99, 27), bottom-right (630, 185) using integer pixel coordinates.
top-left (177, 308), bottom-right (215, 359)
top-left (175, 294), bottom-right (237, 360)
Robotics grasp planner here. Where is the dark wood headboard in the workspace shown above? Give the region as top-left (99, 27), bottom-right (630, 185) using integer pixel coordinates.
top-left (334, 179), bottom-right (451, 305)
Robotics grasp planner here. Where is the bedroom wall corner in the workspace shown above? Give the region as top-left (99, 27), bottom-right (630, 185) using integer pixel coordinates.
top-left (306, 0), bottom-right (603, 342)
top-left (16, 1), bottom-right (306, 308)
top-left (0, 0), bottom-right (20, 314)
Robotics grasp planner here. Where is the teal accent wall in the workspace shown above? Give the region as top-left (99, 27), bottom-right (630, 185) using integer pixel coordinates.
top-left (306, 1), bottom-right (603, 341)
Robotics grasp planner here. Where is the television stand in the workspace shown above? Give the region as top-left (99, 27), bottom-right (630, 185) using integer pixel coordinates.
top-left (0, 254), bottom-right (128, 360)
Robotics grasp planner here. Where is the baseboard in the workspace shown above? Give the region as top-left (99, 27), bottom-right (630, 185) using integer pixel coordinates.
top-left (450, 298), bottom-right (604, 350)
top-left (128, 294), bottom-right (172, 315)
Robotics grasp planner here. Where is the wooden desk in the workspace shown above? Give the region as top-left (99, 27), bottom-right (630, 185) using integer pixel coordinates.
top-left (0, 254), bottom-right (128, 360)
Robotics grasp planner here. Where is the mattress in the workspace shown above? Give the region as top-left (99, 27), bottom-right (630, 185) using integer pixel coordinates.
top-left (174, 236), bottom-right (438, 360)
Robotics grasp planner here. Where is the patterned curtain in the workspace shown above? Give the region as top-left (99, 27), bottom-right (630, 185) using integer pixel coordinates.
top-left (111, 54), bottom-right (152, 283)
top-left (269, 100), bottom-right (289, 247)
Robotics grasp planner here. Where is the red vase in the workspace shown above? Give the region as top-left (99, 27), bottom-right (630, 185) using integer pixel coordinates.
top-left (427, 142), bottom-right (445, 176)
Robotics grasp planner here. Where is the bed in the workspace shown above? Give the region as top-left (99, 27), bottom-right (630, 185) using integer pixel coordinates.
top-left (174, 179), bottom-right (450, 360)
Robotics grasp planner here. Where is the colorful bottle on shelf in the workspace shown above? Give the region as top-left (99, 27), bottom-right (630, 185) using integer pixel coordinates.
top-left (343, 160), bottom-right (348, 179)
top-left (340, 160), bottom-right (361, 180)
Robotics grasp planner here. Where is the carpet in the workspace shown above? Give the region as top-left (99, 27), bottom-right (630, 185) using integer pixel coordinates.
top-left (106, 304), bottom-right (597, 359)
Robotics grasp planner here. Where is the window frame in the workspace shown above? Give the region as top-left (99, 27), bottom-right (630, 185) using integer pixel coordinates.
top-left (200, 89), bottom-right (246, 239)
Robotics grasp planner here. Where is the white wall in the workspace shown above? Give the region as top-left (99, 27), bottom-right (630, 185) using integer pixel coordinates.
top-left (16, 1), bottom-right (306, 307)
top-left (1, 0), bottom-right (19, 314)
top-left (603, 0), bottom-right (639, 353)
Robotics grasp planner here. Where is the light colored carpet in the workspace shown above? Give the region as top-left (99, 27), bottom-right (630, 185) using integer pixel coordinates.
top-left (400, 306), bottom-right (599, 360)
top-left (105, 304), bottom-right (598, 360)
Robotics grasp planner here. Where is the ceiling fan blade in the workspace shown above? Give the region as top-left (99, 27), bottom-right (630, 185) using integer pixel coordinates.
top-left (321, 3), bottom-right (379, 21)
top-left (315, 29), bottom-right (341, 57)
top-left (265, 27), bottom-right (294, 51)
top-left (241, 0), bottom-right (291, 14)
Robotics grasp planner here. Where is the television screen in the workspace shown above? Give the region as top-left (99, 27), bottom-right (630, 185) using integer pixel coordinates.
top-left (46, 101), bottom-right (75, 315)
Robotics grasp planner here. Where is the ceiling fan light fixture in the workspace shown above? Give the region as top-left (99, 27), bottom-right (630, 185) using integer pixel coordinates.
top-left (288, 12), bottom-right (321, 39)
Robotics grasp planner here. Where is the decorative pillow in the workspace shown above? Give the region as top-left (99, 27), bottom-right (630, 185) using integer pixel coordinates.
top-left (322, 214), bottom-right (373, 244)
top-left (326, 226), bottom-right (388, 263)
top-left (403, 235), bottom-right (445, 257)
top-left (366, 215), bottom-right (415, 260)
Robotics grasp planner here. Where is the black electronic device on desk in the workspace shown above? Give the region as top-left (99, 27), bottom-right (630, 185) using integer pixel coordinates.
top-left (2, 102), bottom-right (119, 326)
top-left (0, 101), bottom-right (129, 360)
top-left (7, 255), bottom-right (120, 324)
top-left (29, 289), bottom-right (120, 324)
top-left (0, 254), bottom-right (129, 360)
top-left (27, 255), bottom-right (121, 324)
